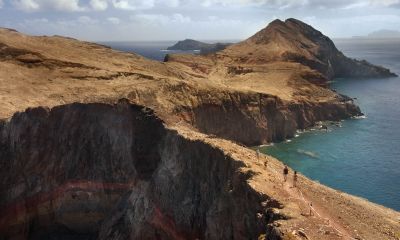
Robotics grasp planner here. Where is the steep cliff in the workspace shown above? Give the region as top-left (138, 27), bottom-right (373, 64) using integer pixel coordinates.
top-left (0, 102), bottom-right (272, 239)
top-left (183, 91), bottom-right (360, 145)
top-left (1, 101), bottom-right (398, 240)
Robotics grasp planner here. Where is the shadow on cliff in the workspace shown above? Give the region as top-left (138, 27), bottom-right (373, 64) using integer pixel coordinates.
top-left (0, 100), bottom-right (284, 240)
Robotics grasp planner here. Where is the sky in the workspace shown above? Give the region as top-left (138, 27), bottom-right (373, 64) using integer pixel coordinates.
top-left (0, 0), bottom-right (399, 41)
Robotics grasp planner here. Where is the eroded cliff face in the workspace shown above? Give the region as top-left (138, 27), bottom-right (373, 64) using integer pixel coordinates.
top-left (0, 101), bottom-right (274, 240)
top-left (179, 92), bottom-right (361, 146)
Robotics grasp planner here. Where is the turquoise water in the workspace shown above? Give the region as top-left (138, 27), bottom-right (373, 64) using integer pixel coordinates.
top-left (263, 39), bottom-right (400, 211)
top-left (102, 39), bottom-right (400, 211)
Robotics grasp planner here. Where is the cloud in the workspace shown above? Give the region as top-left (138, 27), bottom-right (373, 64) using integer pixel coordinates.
top-left (171, 13), bottom-right (191, 23)
top-left (130, 14), bottom-right (169, 25)
top-left (130, 13), bottom-right (191, 26)
top-left (12, 0), bottom-right (84, 12)
top-left (5, 0), bottom-right (400, 13)
top-left (90, 0), bottom-right (108, 10)
top-left (78, 16), bottom-right (98, 24)
top-left (0, 0), bottom-right (3, 8)
top-left (200, 0), bottom-right (308, 8)
top-left (107, 17), bottom-right (120, 24)
top-left (9, 0), bottom-right (158, 12)
top-left (111, 0), bottom-right (154, 10)
top-left (12, 0), bottom-right (40, 11)
top-left (159, 0), bottom-right (180, 7)
top-left (199, 0), bottom-right (400, 9)
top-left (369, 0), bottom-right (400, 7)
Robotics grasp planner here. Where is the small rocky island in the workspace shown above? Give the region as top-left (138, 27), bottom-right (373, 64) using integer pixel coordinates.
top-left (167, 39), bottom-right (232, 54)
top-left (0, 18), bottom-right (399, 240)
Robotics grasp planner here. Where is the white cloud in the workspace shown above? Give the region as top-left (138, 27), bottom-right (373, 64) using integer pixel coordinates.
top-left (78, 16), bottom-right (98, 24)
top-left (130, 13), bottom-right (191, 26)
top-left (6, 0), bottom-right (400, 13)
top-left (369, 0), bottom-right (400, 6)
top-left (13, 0), bottom-right (40, 11)
top-left (159, 0), bottom-right (180, 7)
top-left (171, 13), bottom-right (191, 23)
top-left (12, 0), bottom-right (84, 12)
top-left (199, 0), bottom-right (400, 9)
top-left (200, 0), bottom-right (307, 7)
top-left (131, 14), bottom-right (169, 25)
top-left (111, 0), bottom-right (154, 10)
top-left (90, 0), bottom-right (108, 10)
top-left (107, 17), bottom-right (120, 24)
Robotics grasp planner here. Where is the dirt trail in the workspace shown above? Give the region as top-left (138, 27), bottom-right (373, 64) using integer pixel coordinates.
top-left (282, 178), bottom-right (355, 239)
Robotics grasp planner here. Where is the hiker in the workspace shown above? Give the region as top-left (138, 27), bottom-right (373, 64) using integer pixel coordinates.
top-left (283, 165), bottom-right (289, 182)
top-left (256, 149), bottom-right (260, 161)
top-left (309, 202), bottom-right (314, 216)
top-left (293, 171), bottom-right (298, 187)
top-left (264, 159), bottom-right (268, 169)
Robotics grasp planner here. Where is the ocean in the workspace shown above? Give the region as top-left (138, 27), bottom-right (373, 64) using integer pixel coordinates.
top-left (99, 41), bottom-right (200, 61)
top-left (101, 39), bottom-right (400, 211)
top-left (265, 38), bottom-right (400, 211)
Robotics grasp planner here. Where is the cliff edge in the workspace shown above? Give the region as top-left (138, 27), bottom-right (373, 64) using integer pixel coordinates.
top-left (0, 19), bottom-right (399, 240)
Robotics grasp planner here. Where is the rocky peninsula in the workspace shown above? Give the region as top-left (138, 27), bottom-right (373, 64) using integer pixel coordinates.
top-left (167, 39), bottom-right (232, 54)
top-left (0, 19), bottom-right (399, 240)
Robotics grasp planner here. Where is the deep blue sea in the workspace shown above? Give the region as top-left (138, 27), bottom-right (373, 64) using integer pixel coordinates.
top-left (265, 39), bottom-right (400, 211)
top-left (99, 41), bottom-right (200, 61)
top-left (101, 39), bottom-right (400, 211)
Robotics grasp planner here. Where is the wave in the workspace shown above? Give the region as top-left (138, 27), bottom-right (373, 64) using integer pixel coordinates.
top-left (353, 115), bottom-right (367, 119)
top-left (296, 149), bottom-right (319, 159)
top-left (258, 143), bottom-right (274, 147)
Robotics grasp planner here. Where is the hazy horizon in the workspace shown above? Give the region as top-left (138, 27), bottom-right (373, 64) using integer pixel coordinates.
top-left (1, 0), bottom-right (400, 41)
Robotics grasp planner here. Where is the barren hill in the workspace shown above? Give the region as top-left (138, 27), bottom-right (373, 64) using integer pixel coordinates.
top-left (166, 18), bottom-right (396, 98)
top-left (0, 19), bottom-right (399, 240)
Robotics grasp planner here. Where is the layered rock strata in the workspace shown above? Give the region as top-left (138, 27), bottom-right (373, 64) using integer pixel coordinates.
top-left (0, 102), bottom-right (271, 239)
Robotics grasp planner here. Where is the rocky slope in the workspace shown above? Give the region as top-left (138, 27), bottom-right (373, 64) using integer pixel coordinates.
top-left (240, 18), bottom-right (397, 79)
top-left (0, 19), bottom-right (399, 240)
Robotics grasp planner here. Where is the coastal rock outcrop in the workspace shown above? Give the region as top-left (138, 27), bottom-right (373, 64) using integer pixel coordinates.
top-left (167, 39), bottom-right (232, 54)
top-left (184, 91), bottom-right (360, 145)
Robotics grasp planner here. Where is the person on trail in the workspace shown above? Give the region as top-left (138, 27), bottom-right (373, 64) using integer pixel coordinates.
top-left (256, 149), bottom-right (260, 161)
top-left (309, 202), bottom-right (314, 216)
top-left (293, 171), bottom-right (298, 187)
top-left (283, 165), bottom-right (289, 182)
top-left (264, 159), bottom-right (268, 169)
